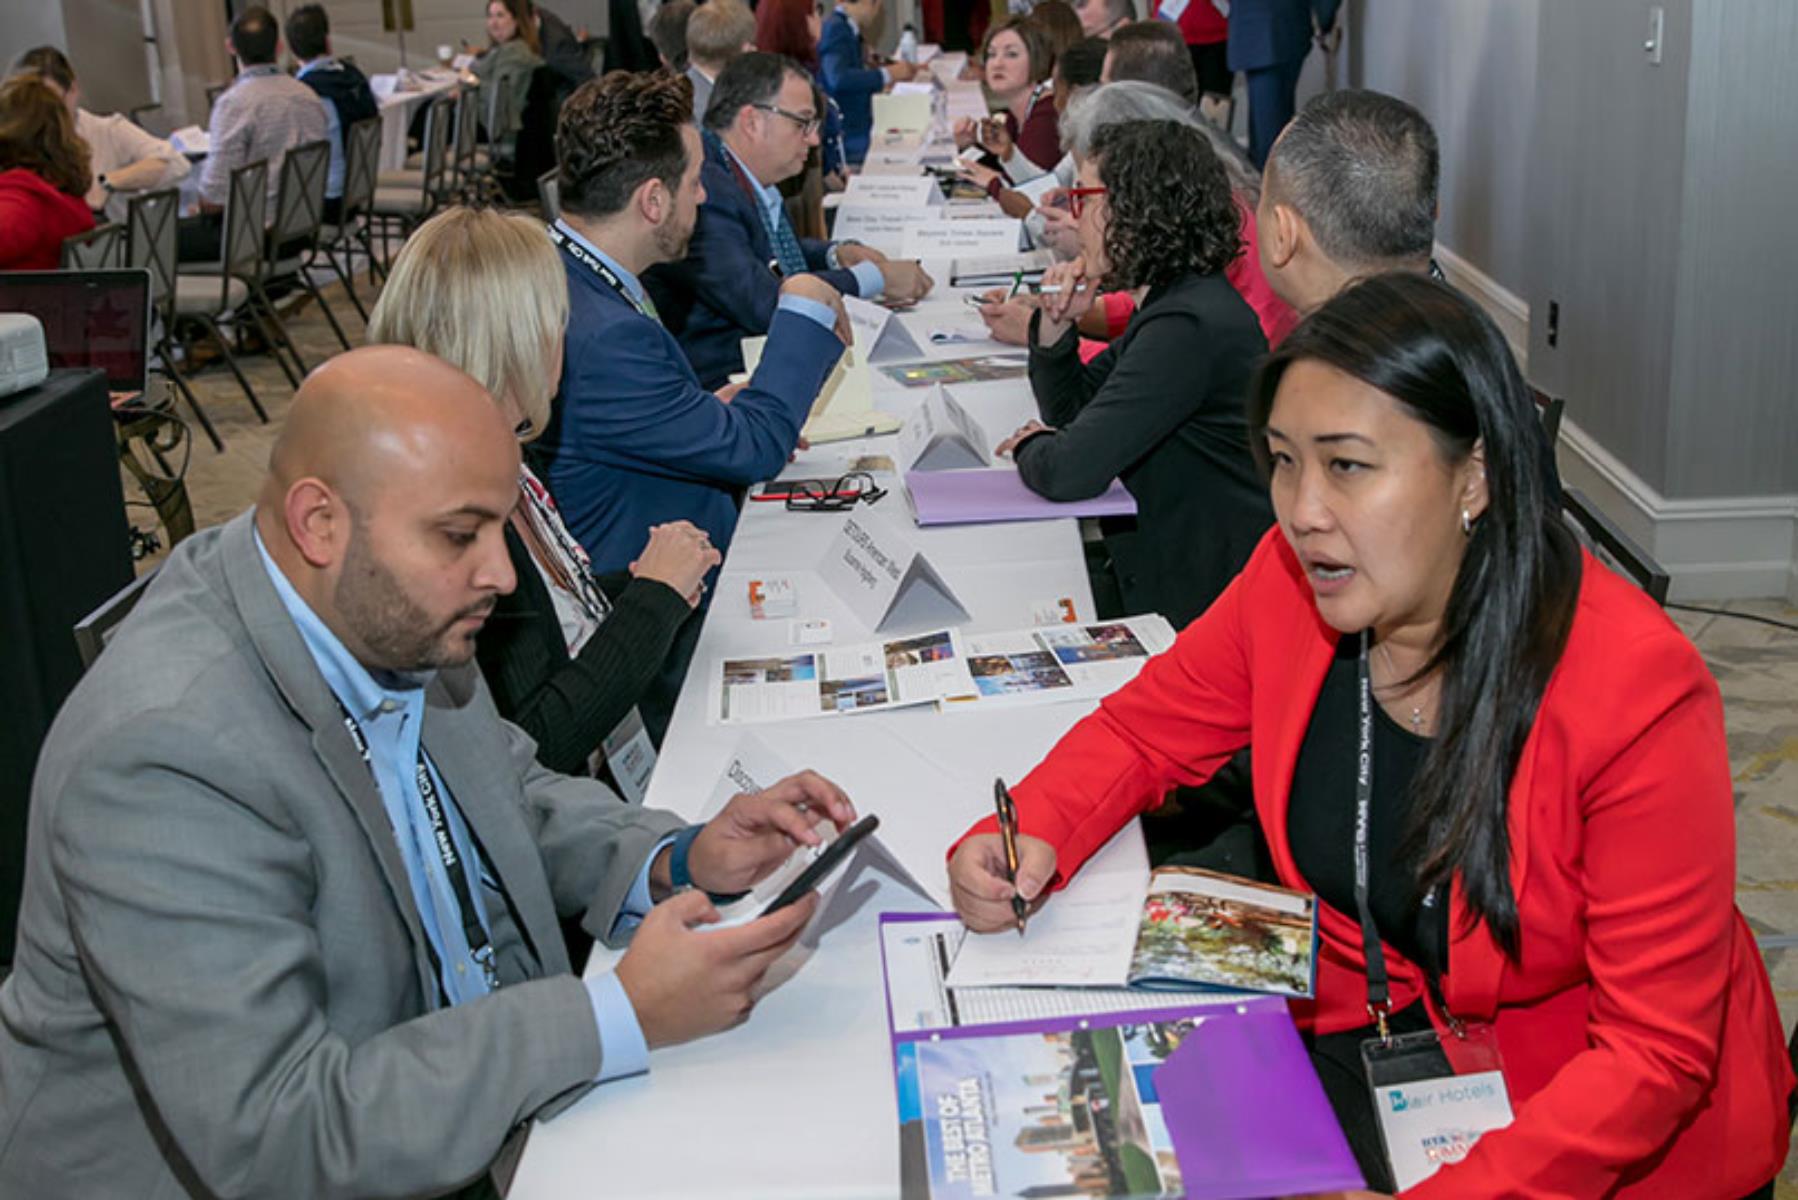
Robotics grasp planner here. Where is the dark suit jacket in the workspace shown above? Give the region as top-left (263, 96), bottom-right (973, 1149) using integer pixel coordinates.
top-left (533, 237), bottom-right (844, 575)
top-left (645, 130), bottom-right (862, 389)
top-left (1016, 272), bottom-right (1272, 629)
top-left (477, 523), bottom-right (693, 775)
top-left (1227, 0), bottom-right (1341, 71)
top-left (817, 9), bottom-right (885, 163)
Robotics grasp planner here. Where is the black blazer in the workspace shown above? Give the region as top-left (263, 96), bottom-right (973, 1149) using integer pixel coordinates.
top-left (1016, 272), bottom-right (1273, 629)
top-left (475, 524), bottom-right (694, 775)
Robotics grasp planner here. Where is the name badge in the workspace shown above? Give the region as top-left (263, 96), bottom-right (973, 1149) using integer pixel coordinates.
top-left (1362, 1022), bottom-right (1515, 1189)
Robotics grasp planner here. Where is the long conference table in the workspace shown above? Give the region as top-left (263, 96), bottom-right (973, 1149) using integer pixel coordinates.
top-left (508, 258), bottom-right (1149, 1199)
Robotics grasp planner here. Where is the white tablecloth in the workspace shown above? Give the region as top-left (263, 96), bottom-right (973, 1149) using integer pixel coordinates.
top-left (371, 71), bottom-right (460, 173)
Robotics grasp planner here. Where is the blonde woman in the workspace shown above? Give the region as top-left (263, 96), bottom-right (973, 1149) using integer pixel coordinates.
top-left (368, 206), bottom-right (719, 773)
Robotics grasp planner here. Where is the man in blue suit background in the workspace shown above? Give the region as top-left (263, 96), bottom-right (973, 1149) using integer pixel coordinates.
top-left (1228, 0), bottom-right (1341, 168)
top-left (818, 0), bottom-right (918, 164)
top-left (647, 53), bottom-right (934, 388)
top-left (532, 71), bottom-right (847, 578)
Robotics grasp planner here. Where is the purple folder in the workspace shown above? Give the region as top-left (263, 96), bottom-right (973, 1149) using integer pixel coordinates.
top-left (905, 468), bottom-right (1137, 526)
top-left (1156, 1009), bottom-right (1365, 1199)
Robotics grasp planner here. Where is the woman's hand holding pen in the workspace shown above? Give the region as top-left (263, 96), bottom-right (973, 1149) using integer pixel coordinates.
top-left (1033, 256), bottom-right (1095, 347)
top-left (948, 833), bottom-right (1057, 933)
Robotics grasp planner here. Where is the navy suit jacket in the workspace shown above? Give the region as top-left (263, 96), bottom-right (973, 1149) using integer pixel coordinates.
top-left (645, 131), bottom-right (861, 389)
top-left (818, 9), bottom-right (884, 164)
top-left (534, 241), bottom-right (844, 574)
top-left (1227, 0), bottom-right (1341, 71)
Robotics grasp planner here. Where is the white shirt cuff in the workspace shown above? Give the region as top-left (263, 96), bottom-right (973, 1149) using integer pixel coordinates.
top-left (776, 293), bottom-right (840, 331)
top-left (848, 258), bottom-right (886, 299)
top-left (585, 971), bottom-right (651, 1082)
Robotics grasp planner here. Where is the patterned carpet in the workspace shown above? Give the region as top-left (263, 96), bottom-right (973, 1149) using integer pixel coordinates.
top-left (136, 275), bottom-right (1798, 1192)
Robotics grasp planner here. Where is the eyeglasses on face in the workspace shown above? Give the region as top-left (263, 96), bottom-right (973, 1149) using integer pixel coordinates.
top-left (1066, 185), bottom-right (1108, 219)
top-left (754, 103), bottom-right (822, 137)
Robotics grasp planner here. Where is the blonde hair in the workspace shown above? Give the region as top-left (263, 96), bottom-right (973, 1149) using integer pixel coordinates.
top-left (367, 206), bottom-right (567, 440)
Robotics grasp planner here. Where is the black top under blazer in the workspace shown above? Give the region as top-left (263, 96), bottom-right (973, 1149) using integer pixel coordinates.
top-left (1016, 271), bottom-right (1274, 629)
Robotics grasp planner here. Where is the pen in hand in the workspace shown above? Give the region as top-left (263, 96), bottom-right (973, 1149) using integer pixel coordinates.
top-left (993, 778), bottom-right (1028, 937)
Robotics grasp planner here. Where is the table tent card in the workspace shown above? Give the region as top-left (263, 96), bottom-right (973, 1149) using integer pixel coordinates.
top-left (845, 294), bottom-right (927, 363)
top-left (900, 218), bottom-right (1025, 259)
top-left (871, 92), bottom-right (934, 139)
top-left (897, 385), bottom-right (991, 472)
top-left (843, 173), bottom-right (944, 210)
top-left (817, 510), bottom-right (970, 633)
top-left (830, 207), bottom-right (937, 255)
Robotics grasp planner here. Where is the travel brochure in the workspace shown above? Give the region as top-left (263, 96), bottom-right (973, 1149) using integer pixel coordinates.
top-left (713, 617), bottom-right (1176, 725)
top-left (881, 355), bottom-right (1031, 389)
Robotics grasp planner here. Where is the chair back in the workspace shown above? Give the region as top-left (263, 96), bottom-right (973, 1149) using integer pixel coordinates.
top-left (221, 158), bottom-right (270, 294)
top-left (61, 223), bottom-right (125, 269)
top-left (537, 169), bottom-right (561, 221)
top-left (73, 567), bottom-right (160, 671)
top-left (125, 187), bottom-right (180, 328)
top-left (1530, 386), bottom-right (1566, 446)
top-left (340, 116), bottom-right (381, 223)
top-left (420, 96), bottom-right (454, 205)
top-left (450, 86), bottom-right (480, 193)
top-left (272, 139), bottom-right (330, 250)
top-left (1562, 488), bottom-right (1670, 606)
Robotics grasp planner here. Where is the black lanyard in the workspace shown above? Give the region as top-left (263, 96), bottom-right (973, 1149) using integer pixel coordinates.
top-left (547, 220), bottom-right (654, 319)
top-left (338, 701), bottom-right (500, 994)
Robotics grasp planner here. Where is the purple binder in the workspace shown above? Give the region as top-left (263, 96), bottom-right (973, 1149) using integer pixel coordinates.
top-left (905, 468), bottom-right (1137, 526)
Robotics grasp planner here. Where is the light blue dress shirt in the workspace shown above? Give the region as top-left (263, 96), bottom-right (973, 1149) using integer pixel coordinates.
top-left (722, 145), bottom-right (885, 301)
top-left (254, 528), bottom-right (654, 1082)
top-left (553, 217), bottom-right (847, 331)
top-left (293, 58), bottom-right (344, 200)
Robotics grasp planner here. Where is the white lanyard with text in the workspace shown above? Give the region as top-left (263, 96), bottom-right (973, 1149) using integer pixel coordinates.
top-left (337, 701), bottom-right (501, 993)
top-left (1355, 629), bottom-right (1514, 1189)
top-left (546, 221), bottom-right (655, 320)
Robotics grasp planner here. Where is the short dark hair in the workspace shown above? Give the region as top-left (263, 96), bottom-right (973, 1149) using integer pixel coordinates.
top-left (8, 46), bottom-right (75, 94)
top-left (703, 51), bottom-right (810, 133)
top-left (1055, 36), bottom-right (1108, 90)
top-left (1091, 118), bottom-right (1240, 290)
top-left (230, 6), bottom-right (281, 66)
top-left (557, 70), bottom-right (694, 219)
top-left (1266, 89), bottom-right (1439, 269)
top-left (1104, 20), bottom-right (1196, 104)
top-left (648, 0), bottom-right (696, 69)
top-left (286, 4), bottom-right (331, 61)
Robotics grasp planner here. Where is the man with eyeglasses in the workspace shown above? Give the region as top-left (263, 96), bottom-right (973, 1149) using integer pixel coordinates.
top-left (646, 52), bottom-right (933, 389)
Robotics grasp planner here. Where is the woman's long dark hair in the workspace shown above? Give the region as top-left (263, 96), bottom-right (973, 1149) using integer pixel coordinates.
top-left (1090, 118), bottom-right (1240, 293)
top-left (1248, 273), bottom-right (1581, 961)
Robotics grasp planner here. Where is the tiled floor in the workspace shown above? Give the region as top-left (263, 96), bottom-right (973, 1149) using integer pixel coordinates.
top-left (136, 276), bottom-right (1798, 1192)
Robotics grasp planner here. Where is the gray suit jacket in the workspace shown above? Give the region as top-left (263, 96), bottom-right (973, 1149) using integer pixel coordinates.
top-left (687, 63), bottom-right (715, 123)
top-left (0, 510), bottom-right (685, 1199)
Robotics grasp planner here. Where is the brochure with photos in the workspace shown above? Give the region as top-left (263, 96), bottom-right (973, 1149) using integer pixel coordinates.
top-left (1126, 866), bottom-right (1318, 999)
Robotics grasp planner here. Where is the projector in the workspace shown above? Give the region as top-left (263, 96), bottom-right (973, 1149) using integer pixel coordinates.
top-left (0, 313), bottom-right (48, 399)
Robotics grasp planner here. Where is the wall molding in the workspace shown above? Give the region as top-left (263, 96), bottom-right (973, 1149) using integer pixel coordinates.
top-left (1434, 243), bottom-right (1798, 603)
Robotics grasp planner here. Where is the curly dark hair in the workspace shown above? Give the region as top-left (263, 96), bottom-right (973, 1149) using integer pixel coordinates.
top-left (0, 75), bottom-right (89, 197)
top-left (556, 70), bottom-right (694, 220)
top-left (1091, 118), bottom-right (1240, 291)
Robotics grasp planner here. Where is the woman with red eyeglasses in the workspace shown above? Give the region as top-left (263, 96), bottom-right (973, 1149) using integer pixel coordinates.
top-left (994, 117), bottom-right (1271, 629)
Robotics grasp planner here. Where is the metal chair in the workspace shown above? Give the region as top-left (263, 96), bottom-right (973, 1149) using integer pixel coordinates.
top-left (1530, 387), bottom-right (1566, 447)
top-left (60, 223), bottom-right (125, 269)
top-left (369, 96), bottom-right (453, 269)
top-left (1562, 488), bottom-right (1670, 606)
top-left (73, 566), bottom-right (159, 670)
top-left (446, 85), bottom-right (482, 202)
top-left (318, 116), bottom-right (385, 305)
top-left (126, 187), bottom-right (225, 452)
top-left (174, 158), bottom-right (285, 416)
top-left (266, 139), bottom-right (354, 358)
top-left (536, 168), bottom-right (561, 221)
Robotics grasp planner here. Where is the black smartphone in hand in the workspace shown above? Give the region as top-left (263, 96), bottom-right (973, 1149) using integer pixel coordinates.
top-left (759, 814), bottom-right (880, 917)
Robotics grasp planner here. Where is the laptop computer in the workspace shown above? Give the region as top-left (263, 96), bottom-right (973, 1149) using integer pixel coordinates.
top-left (0, 268), bottom-right (151, 406)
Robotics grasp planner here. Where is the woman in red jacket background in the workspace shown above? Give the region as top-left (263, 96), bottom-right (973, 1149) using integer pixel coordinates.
top-left (950, 274), bottom-right (1792, 1196)
top-left (0, 74), bottom-right (94, 270)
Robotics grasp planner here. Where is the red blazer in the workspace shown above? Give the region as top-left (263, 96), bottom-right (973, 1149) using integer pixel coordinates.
top-left (974, 530), bottom-right (1793, 1196)
top-left (0, 168), bottom-right (95, 270)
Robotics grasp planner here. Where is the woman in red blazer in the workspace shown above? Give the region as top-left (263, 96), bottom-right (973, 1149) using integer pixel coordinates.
top-left (0, 75), bottom-right (94, 270)
top-left (950, 275), bottom-right (1793, 1196)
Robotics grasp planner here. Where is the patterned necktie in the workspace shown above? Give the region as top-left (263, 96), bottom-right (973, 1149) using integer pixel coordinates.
top-left (767, 206), bottom-right (809, 278)
top-left (635, 288), bottom-right (661, 324)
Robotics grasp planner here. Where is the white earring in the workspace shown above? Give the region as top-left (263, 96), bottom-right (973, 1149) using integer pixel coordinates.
top-left (1461, 508), bottom-right (1474, 536)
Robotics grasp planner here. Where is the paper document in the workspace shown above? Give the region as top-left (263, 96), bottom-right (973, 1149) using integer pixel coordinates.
top-left (954, 615), bottom-right (1175, 709)
top-left (947, 249), bottom-right (1057, 289)
top-left (715, 628), bottom-right (976, 724)
top-left (169, 125), bottom-right (210, 156)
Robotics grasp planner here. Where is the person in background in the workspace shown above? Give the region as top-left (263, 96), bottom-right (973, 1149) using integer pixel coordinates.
top-left (287, 5), bottom-right (377, 225)
top-left (463, 0), bottom-right (546, 158)
top-left (1072, 0), bottom-right (1132, 40)
top-left (1030, 0), bottom-right (1086, 60)
top-left (535, 2), bottom-right (601, 85)
top-left (8, 46), bottom-right (189, 224)
top-left (1257, 88), bottom-right (1438, 316)
top-left (958, 35), bottom-right (1104, 223)
top-left (996, 118), bottom-right (1272, 628)
top-left (0, 74), bottom-right (94, 270)
top-left (0, 343), bottom-right (857, 1200)
top-left (684, 0), bottom-right (759, 121)
top-left (754, 0), bottom-right (850, 182)
top-left (1101, 18), bottom-right (1196, 101)
top-left (648, 0), bottom-right (697, 70)
top-left (180, 5), bottom-right (329, 261)
top-left (951, 274), bottom-right (1794, 1197)
top-left (368, 207), bottom-right (716, 764)
top-left (951, 18), bottom-right (1058, 181)
top-left (1161, 0), bottom-right (1231, 123)
top-left (647, 52), bottom-right (932, 389)
top-left (1229, 0), bottom-right (1340, 167)
top-left (817, 0), bottom-right (919, 165)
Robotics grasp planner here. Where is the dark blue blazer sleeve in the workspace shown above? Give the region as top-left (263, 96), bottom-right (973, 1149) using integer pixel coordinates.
top-left (818, 18), bottom-right (885, 99)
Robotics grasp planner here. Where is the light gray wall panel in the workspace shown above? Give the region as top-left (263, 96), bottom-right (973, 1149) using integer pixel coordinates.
top-left (0, 1), bottom-right (69, 76)
top-left (1664, 0), bottom-right (1798, 498)
top-left (63, 0), bottom-right (154, 115)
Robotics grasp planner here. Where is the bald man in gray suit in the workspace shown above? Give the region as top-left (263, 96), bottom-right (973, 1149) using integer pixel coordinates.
top-left (0, 347), bottom-right (854, 1199)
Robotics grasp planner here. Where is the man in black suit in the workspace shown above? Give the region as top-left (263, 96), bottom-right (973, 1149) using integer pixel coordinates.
top-left (1229, 0), bottom-right (1341, 167)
